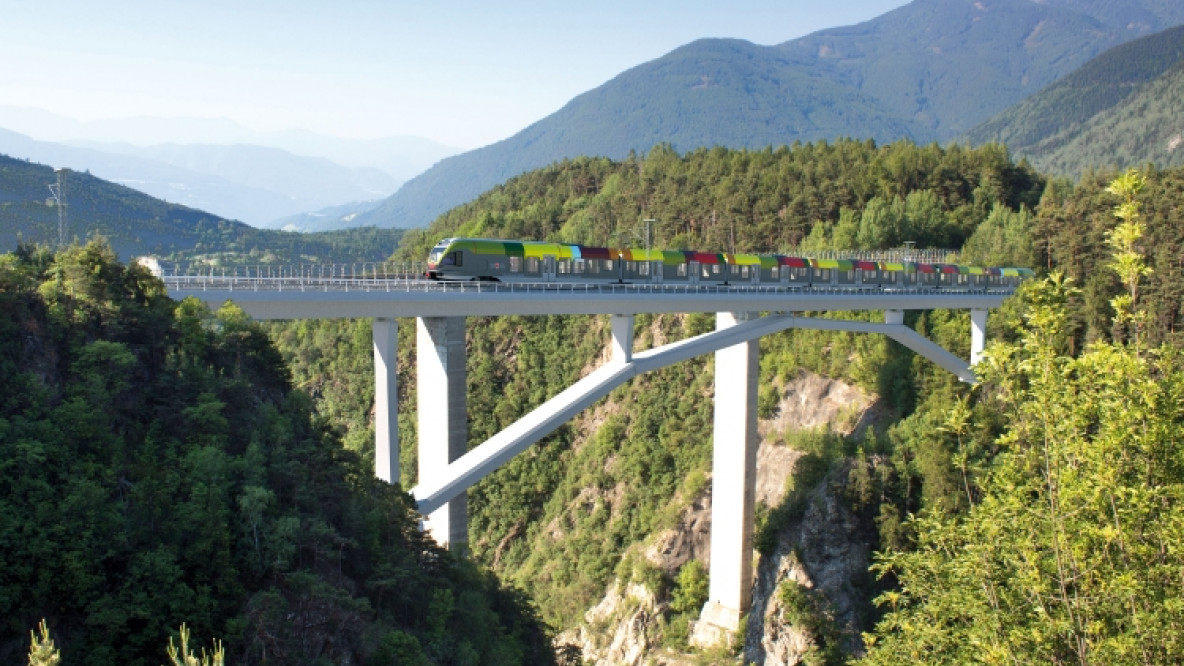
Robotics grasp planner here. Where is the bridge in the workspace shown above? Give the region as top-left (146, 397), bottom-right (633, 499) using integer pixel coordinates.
top-left (164, 271), bottom-right (1007, 639)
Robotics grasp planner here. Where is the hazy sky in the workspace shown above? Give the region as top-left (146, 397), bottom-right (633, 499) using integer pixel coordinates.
top-left (1, 0), bottom-right (910, 149)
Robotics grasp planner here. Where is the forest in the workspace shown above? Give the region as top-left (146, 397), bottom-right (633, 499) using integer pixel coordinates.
top-left (6, 138), bottom-right (1184, 665)
top-left (376, 141), bottom-right (1184, 663)
top-left (0, 242), bottom-right (554, 665)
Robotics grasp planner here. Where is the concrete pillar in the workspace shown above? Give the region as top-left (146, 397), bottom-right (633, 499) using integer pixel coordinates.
top-left (699, 312), bottom-right (760, 633)
top-left (373, 318), bottom-right (399, 484)
top-left (611, 314), bottom-right (634, 363)
top-left (970, 308), bottom-right (988, 366)
top-left (417, 316), bottom-right (468, 550)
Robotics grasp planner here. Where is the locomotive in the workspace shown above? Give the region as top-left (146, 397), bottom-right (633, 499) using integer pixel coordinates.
top-left (424, 237), bottom-right (1033, 290)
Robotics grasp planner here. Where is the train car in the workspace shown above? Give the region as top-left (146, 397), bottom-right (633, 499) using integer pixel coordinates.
top-left (423, 237), bottom-right (1035, 290)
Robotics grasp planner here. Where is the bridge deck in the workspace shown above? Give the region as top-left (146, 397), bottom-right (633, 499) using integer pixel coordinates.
top-left (163, 277), bottom-right (1012, 318)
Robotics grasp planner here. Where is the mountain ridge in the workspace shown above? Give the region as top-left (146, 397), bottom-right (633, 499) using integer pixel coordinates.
top-left (0, 128), bottom-right (399, 226)
top-left (358, 0), bottom-right (1184, 229)
top-left (0, 152), bottom-right (403, 263)
top-left (964, 23), bottom-right (1184, 174)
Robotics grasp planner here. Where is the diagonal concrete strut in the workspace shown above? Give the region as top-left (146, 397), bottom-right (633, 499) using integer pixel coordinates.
top-left (410, 312), bottom-right (974, 515)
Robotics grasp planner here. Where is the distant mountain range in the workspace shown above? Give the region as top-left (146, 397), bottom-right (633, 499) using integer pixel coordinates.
top-left (357, 0), bottom-right (1184, 229)
top-left (964, 24), bottom-right (1184, 174)
top-left (4, 1), bottom-right (1181, 235)
top-left (0, 153), bottom-right (402, 263)
top-left (0, 128), bottom-right (396, 226)
top-left (0, 107), bottom-right (459, 228)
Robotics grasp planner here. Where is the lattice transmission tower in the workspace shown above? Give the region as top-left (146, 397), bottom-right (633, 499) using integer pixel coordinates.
top-left (48, 167), bottom-right (69, 247)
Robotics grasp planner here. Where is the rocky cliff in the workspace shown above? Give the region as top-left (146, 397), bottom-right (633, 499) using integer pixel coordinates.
top-left (565, 371), bottom-right (882, 665)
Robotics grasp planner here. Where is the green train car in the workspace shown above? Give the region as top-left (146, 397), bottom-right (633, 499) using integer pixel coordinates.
top-left (425, 238), bottom-right (1033, 290)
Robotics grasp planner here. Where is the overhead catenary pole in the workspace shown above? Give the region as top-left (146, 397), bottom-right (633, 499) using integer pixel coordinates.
top-left (49, 167), bottom-right (69, 247)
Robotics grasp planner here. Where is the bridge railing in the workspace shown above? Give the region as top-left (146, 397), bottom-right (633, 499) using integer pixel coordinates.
top-left (161, 275), bottom-right (1020, 297)
top-left (163, 262), bottom-right (429, 280)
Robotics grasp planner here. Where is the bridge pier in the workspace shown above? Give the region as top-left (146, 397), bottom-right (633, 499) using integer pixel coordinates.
top-left (698, 312), bottom-right (760, 635)
top-left (971, 308), bottom-right (988, 365)
top-left (373, 318), bottom-right (399, 484)
top-left (417, 316), bottom-right (469, 551)
top-left (611, 314), bottom-right (634, 363)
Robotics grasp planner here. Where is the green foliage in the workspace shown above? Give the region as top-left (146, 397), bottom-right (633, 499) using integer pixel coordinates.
top-left (0, 240), bottom-right (555, 666)
top-left (670, 561), bottom-right (709, 616)
top-left (960, 204), bottom-right (1035, 268)
top-left (860, 276), bottom-right (1184, 665)
top-left (777, 583), bottom-right (843, 666)
top-left (394, 140), bottom-right (1044, 263)
top-left (1104, 168), bottom-right (1152, 345)
top-left (1032, 166), bottom-right (1184, 348)
top-left (27, 620), bottom-right (59, 666)
top-left (165, 625), bottom-right (223, 666)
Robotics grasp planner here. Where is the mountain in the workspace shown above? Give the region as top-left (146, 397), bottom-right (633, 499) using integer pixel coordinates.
top-left (0, 106), bottom-right (461, 181)
top-left (1028, 60), bottom-right (1184, 174)
top-left (0, 129), bottom-right (401, 226)
top-left (263, 198), bottom-right (385, 233)
top-left (357, 0), bottom-right (1184, 229)
top-left (0, 153), bottom-right (403, 263)
top-left (964, 24), bottom-right (1184, 174)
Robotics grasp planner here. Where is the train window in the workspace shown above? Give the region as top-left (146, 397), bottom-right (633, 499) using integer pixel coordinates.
top-left (603, 260), bottom-right (614, 272)
top-left (677, 264), bottom-right (687, 277)
top-left (510, 257), bottom-right (521, 272)
top-left (558, 260), bottom-right (569, 274)
top-left (526, 257), bottom-right (540, 273)
top-left (639, 262), bottom-right (650, 276)
top-left (770, 266), bottom-right (779, 279)
top-left (573, 259), bottom-right (585, 274)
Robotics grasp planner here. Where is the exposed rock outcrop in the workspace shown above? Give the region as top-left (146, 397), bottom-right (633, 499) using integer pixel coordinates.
top-left (570, 370), bottom-right (883, 665)
top-left (745, 465), bottom-right (872, 665)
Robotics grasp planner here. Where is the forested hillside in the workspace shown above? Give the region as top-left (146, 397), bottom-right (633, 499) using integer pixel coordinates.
top-left (271, 141), bottom-right (1184, 662)
top-left (273, 140), bottom-right (1044, 653)
top-left (0, 154), bottom-right (404, 264)
top-left (11, 137), bottom-right (1184, 663)
top-left (859, 170), bottom-right (1184, 665)
top-left (0, 242), bottom-right (554, 665)
top-left (392, 140), bottom-right (1043, 264)
top-left (965, 24), bottom-right (1184, 175)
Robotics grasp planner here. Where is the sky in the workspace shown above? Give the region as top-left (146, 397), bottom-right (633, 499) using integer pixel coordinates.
top-left (0, 0), bottom-right (911, 150)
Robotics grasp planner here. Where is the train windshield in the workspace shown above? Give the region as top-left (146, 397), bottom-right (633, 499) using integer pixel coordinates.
top-left (427, 242), bottom-right (451, 265)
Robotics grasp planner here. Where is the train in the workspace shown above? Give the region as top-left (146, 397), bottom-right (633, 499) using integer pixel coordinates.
top-left (424, 237), bottom-right (1034, 290)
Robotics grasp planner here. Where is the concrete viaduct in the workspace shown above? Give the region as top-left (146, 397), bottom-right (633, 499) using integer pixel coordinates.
top-left (165, 274), bottom-right (1004, 637)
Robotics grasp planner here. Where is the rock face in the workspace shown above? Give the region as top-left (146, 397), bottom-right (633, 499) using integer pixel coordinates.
top-left (563, 582), bottom-right (696, 666)
top-left (745, 468), bottom-right (872, 665)
top-left (571, 370), bottom-right (881, 665)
